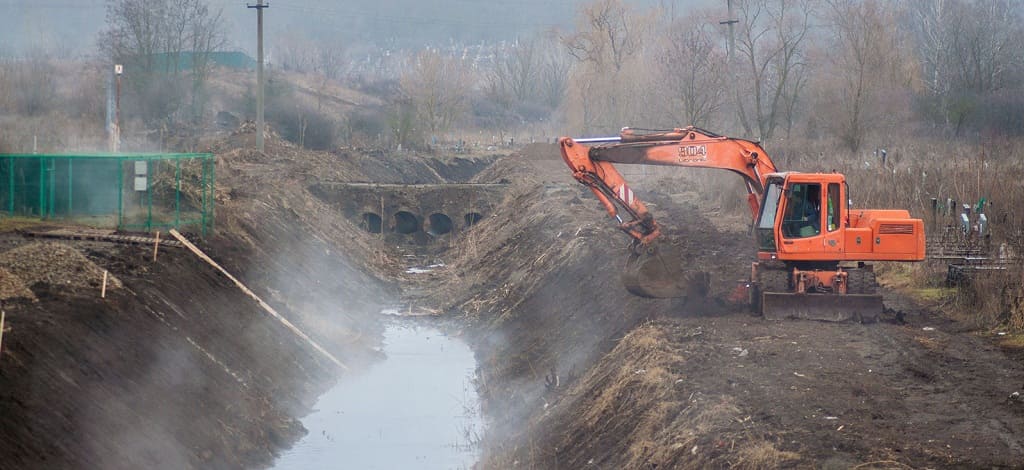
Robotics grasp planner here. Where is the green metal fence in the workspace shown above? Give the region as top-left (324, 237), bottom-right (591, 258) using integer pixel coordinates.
top-left (1, 153), bottom-right (215, 236)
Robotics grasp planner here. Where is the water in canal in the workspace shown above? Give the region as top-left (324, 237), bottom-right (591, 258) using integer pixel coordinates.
top-left (274, 322), bottom-right (482, 470)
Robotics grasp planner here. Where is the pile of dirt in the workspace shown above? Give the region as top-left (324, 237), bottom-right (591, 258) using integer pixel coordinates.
top-left (0, 266), bottom-right (34, 301)
top-left (0, 242), bottom-right (123, 294)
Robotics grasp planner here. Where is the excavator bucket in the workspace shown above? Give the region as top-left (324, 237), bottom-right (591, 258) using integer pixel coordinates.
top-left (761, 292), bottom-right (883, 323)
top-left (622, 243), bottom-right (710, 299)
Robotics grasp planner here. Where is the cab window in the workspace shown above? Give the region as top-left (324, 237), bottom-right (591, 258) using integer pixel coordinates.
top-left (827, 183), bottom-right (841, 232)
top-left (781, 183), bottom-right (821, 238)
top-left (756, 181), bottom-right (783, 251)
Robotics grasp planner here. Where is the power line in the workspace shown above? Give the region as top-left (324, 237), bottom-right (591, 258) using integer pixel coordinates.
top-left (268, 3), bottom-right (564, 30)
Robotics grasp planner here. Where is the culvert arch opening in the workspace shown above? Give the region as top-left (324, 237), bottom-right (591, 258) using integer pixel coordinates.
top-left (465, 212), bottom-right (483, 227)
top-left (362, 213), bottom-right (382, 233)
top-left (394, 211), bottom-right (420, 234)
top-left (426, 213), bottom-right (454, 236)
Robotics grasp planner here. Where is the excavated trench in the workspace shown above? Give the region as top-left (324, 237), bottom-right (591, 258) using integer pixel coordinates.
top-left (261, 154), bottom-right (510, 468)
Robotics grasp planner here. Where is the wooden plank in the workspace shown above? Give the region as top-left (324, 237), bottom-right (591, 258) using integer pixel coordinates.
top-left (168, 229), bottom-right (347, 370)
top-left (22, 229), bottom-right (183, 248)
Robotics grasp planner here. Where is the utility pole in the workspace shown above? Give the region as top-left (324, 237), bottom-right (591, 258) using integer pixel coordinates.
top-left (720, 0), bottom-right (739, 135)
top-left (720, 0), bottom-right (738, 65)
top-left (114, 64), bottom-right (123, 153)
top-left (248, 1), bottom-right (269, 152)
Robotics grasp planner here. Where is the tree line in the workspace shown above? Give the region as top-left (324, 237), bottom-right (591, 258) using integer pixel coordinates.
top-left (6, 0), bottom-right (1021, 153)
top-left (338, 0), bottom-right (1024, 151)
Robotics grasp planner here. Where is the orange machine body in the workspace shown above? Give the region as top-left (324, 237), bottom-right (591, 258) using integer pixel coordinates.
top-left (756, 172), bottom-right (926, 264)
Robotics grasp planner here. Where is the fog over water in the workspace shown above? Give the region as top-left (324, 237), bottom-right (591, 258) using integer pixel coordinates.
top-left (273, 322), bottom-right (482, 470)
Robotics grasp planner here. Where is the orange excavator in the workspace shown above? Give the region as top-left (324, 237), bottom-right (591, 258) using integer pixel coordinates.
top-left (559, 126), bottom-right (925, 321)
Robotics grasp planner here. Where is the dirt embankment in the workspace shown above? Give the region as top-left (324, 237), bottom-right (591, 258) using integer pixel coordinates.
top-left (0, 133), bottom-right (470, 468)
top-left (0, 237), bottom-right (342, 469)
top-left (433, 145), bottom-right (1024, 468)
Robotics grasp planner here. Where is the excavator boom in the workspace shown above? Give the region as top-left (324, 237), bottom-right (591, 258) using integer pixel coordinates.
top-left (560, 127), bottom-right (776, 244)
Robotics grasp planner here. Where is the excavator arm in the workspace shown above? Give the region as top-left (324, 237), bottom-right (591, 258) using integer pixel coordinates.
top-left (559, 127), bottom-right (778, 246)
top-left (559, 126), bottom-right (779, 299)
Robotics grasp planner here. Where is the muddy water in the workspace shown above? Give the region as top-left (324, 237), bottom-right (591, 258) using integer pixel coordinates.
top-left (273, 322), bottom-right (482, 470)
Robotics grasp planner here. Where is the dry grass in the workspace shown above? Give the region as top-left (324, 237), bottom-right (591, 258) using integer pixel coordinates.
top-left (0, 217), bottom-right (53, 233)
top-left (730, 440), bottom-right (801, 470)
top-left (997, 334), bottom-right (1024, 350)
top-left (913, 335), bottom-right (946, 351)
top-left (0, 266), bottom-right (35, 301)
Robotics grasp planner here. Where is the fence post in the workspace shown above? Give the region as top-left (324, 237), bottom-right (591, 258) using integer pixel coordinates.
top-left (201, 156), bottom-right (208, 236)
top-left (146, 158), bottom-right (153, 232)
top-left (0, 310), bottom-right (5, 358)
top-left (117, 158), bottom-right (124, 230)
top-left (7, 157), bottom-right (13, 215)
top-left (67, 159), bottom-right (73, 217)
top-left (175, 158), bottom-right (181, 228)
top-left (38, 158), bottom-right (44, 218)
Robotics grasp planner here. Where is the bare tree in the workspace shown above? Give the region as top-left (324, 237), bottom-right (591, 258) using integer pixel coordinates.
top-left (186, 0), bottom-right (227, 123)
top-left (820, 0), bottom-right (904, 150)
top-left (732, 0), bottom-right (815, 141)
top-left (276, 33), bottom-right (317, 73)
top-left (564, 0), bottom-right (649, 72)
top-left (655, 12), bottom-right (727, 127)
top-left (2, 49), bottom-right (57, 116)
top-left (910, 0), bottom-right (1022, 135)
top-left (399, 48), bottom-right (474, 140)
top-left (487, 39), bottom-right (539, 108)
top-left (537, 35), bottom-right (572, 109)
top-left (387, 97), bottom-right (419, 150)
top-left (313, 45), bottom-right (348, 112)
top-left (99, 0), bottom-right (227, 125)
top-left (562, 0), bottom-right (654, 133)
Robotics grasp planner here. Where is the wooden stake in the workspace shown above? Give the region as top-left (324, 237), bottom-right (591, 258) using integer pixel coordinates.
top-left (168, 229), bottom-right (347, 370)
top-left (153, 231), bottom-right (161, 261)
top-left (0, 310), bottom-right (5, 357)
top-left (101, 270), bottom-right (108, 298)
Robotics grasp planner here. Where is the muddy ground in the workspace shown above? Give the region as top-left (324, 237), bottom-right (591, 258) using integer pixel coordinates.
top-left (1, 136), bottom-right (1022, 469)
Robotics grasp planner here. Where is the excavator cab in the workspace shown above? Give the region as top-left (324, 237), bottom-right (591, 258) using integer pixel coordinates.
top-left (757, 173), bottom-right (852, 260)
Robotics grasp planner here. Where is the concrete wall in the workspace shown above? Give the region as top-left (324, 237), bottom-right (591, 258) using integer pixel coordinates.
top-left (310, 183), bottom-right (507, 246)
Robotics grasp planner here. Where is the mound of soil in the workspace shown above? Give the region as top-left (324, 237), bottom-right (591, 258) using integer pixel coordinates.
top-left (0, 242), bottom-right (123, 294)
top-left (0, 266), bottom-right (34, 301)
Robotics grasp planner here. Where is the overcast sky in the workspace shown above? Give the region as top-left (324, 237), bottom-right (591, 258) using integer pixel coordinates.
top-left (0, 0), bottom-right (718, 57)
